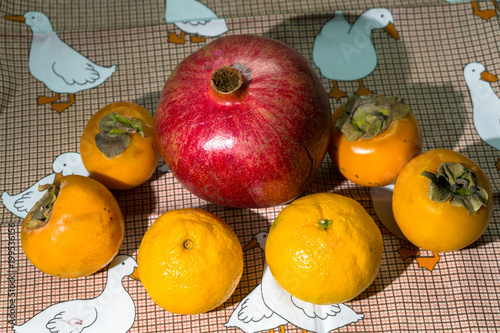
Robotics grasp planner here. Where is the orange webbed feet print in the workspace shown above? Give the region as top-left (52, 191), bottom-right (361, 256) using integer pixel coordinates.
top-left (164, 0), bottom-right (228, 44)
top-left (398, 245), bottom-right (440, 272)
top-left (471, 1), bottom-right (498, 20)
top-left (416, 252), bottom-right (441, 272)
top-left (168, 31), bottom-right (186, 44)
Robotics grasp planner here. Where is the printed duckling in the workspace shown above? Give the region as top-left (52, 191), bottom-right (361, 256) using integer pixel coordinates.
top-left (165, 0), bottom-right (228, 44)
top-left (313, 9), bottom-right (399, 100)
top-left (227, 232), bottom-right (364, 333)
top-left (464, 62), bottom-right (500, 151)
top-left (12, 255), bottom-right (139, 333)
top-left (446, 1), bottom-right (500, 21)
top-left (1, 152), bottom-right (89, 219)
top-left (4, 12), bottom-right (116, 113)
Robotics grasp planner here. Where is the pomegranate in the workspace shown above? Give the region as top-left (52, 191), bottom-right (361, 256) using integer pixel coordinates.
top-left (155, 34), bottom-right (331, 208)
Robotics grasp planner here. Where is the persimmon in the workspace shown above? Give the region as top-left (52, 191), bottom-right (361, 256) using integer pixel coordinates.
top-left (329, 95), bottom-right (423, 187)
top-left (80, 101), bottom-right (159, 190)
top-left (21, 175), bottom-right (125, 278)
top-left (393, 149), bottom-right (493, 253)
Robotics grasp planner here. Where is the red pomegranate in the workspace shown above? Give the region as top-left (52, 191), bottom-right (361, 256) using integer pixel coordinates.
top-left (155, 34), bottom-right (331, 208)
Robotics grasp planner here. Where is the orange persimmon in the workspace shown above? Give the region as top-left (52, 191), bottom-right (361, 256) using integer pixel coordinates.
top-left (21, 175), bottom-right (125, 278)
top-left (328, 95), bottom-right (423, 187)
top-left (80, 102), bottom-right (159, 190)
top-left (393, 149), bottom-right (493, 253)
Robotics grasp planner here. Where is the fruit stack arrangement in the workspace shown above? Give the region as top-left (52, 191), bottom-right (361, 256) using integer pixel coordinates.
top-left (21, 35), bottom-right (493, 315)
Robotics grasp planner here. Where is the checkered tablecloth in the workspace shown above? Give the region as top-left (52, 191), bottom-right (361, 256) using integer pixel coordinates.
top-left (1, 0), bottom-right (499, 332)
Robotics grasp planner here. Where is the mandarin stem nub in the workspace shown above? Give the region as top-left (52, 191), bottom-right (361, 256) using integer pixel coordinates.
top-left (318, 219), bottom-right (333, 230)
top-left (182, 239), bottom-right (194, 250)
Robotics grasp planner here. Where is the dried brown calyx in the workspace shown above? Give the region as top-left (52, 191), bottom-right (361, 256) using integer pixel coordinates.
top-left (24, 183), bottom-right (60, 230)
top-left (210, 66), bottom-right (244, 95)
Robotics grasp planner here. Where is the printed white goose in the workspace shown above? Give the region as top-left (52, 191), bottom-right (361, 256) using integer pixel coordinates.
top-left (4, 12), bottom-right (116, 112)
top-left (12, 255), bottom-right (139, 333)
top-left (312, 9), bottom-right (399, 100)
top-left (1, 152), bottom-right (89, 219)
top-left (165, 0), bottom-right (228, 44)
top-left (228, 232), bottom-right (364, 333)
top-left (464, 62), bottom-right (500, 151)
top-left (225, 233), bottom-right (288, 333)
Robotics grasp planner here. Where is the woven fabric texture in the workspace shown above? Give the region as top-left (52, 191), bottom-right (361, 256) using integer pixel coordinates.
top-left (1, 1), bottom-right (499, 332)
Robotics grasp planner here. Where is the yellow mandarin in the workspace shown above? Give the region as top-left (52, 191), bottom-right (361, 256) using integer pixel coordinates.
top-left (265, 192), bottom-right (383, 304)
top-left (138, 208), bottom-right (243, 315)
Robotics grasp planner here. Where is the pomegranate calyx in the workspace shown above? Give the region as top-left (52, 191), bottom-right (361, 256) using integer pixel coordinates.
top-left (211, 66), bottom-right (244, 95)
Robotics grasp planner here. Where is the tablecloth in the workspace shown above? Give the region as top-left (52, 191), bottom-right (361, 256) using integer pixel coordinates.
top-left (1, 0), bottom-right (499, 332)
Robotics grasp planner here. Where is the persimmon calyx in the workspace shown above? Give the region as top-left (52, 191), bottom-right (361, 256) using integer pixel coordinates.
top-left (25, 183), bottom-right (60, 230)
top-left (336, 95), bottom-right (410, 141)
top-left (422, 162), bottom-right (489, 215)
top-left (95, 112), bottom-right (146, 159)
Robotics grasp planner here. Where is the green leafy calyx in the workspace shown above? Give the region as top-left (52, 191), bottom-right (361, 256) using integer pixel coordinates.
top-left (335, 95), bottom-right (410, 141)
top-left (421, 162), bottom-right (489, 215)
top-left (95, 112), bottom-right (146, 159)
